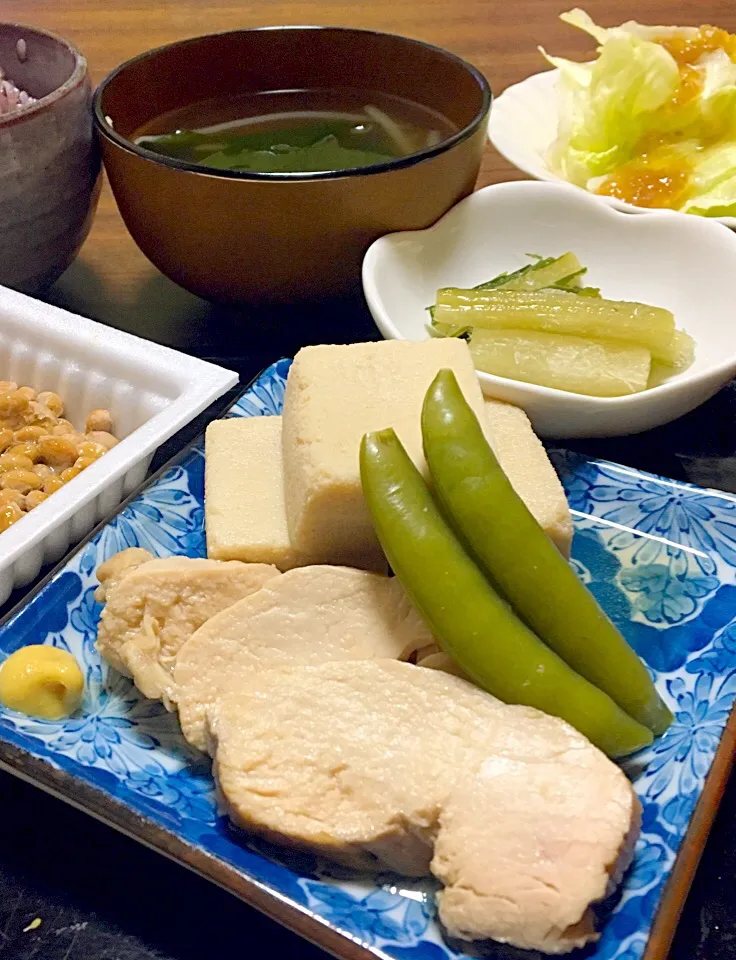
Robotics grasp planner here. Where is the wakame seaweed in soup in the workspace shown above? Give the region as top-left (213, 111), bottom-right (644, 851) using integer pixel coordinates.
top-left (134, 88), bottom-right (457, 174)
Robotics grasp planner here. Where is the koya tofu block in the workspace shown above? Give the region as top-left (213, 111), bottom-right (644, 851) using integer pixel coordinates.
top-left (483, 397), bottom-right (573, 557)
top-left (206, 346), bottom-right (573, 574)
top-left (205, 416), bottom-right (309, 570)
top-left (282, 340), bottom-right (489, 569)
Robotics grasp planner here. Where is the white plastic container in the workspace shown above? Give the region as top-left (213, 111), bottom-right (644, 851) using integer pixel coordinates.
top-left (0, 284), bottom-right (237, 604)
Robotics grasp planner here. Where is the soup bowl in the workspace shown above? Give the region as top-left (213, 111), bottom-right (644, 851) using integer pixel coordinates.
top-left (0, 23), bottom-right (101, 294)
top-left (93, 27), bottom-right (491, 304)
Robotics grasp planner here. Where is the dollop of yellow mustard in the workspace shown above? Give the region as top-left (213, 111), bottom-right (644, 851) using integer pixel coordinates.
top-left (0, 646), bottom-right (84, 720)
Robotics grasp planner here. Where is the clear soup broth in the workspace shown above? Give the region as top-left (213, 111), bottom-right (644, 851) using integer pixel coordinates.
top-left (133, 88), bottom-right (458, 174)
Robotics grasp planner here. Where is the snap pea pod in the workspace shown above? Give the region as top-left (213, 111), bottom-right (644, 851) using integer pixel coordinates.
top-left (421, 369), bottom-right (672, 737)
top-left (359, 428), bottom-right (652, 758)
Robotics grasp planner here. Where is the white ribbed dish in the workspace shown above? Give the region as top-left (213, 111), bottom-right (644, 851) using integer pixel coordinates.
top-left (488, 68), bottom-right (736, 229)
top-left (0, 285), bottom-right (238, 605)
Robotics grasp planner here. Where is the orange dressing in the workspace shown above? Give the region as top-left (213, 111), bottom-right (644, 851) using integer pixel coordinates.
top-left (597, 155), bottom-right (691, 208)
top-left (668, 63), bottom-right (702, 109)
top-left (656, 26), bottom-right (736, 111)
top-left (654, 25), bottom-right (736, 66)
top-left (596, 25), bottom-right (736, 207)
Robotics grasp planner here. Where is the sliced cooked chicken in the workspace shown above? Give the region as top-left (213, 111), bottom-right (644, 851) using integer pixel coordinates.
top-left (416, 650), bottom-right (467, 678)
top-left (432, 719), bottom-right (640, 953)
top-left (208, 659), bottom-right (494, 874)
top-left (94, 547), bottom-right (155, 603)
top-left (174, 565), bottom-right (433, 752)
top-left (208, 660), bottom-right (639, 953)
top-left (96, 555), bottom-right (280, 705)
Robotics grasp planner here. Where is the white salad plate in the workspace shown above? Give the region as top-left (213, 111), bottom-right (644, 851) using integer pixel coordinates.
top-left (362, 180), bottom-right (736, 438)
top-left (488, 69), bottom-right (736, 229)
top-left (0, 284), bottom-right (238, 606)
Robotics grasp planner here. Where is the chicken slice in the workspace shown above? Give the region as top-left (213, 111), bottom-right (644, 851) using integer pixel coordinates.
top-left (208, 660), bottom-right (639, 953)
top-left (432, 721), bottom-right (640, 953)
top-left (174, 565), bottom-right (433, 753)
top-left (96, 555), bottom-right (280, 705)
top-left (94, 547), bottom-right (155, 603)
top-left (208, 659), bottom-right (495, 874)
top-left (416, 650), bottom-right (468, 678)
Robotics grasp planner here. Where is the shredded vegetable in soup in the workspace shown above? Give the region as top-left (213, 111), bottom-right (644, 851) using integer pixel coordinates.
top-left (133, 88), bottom-right (457, 174)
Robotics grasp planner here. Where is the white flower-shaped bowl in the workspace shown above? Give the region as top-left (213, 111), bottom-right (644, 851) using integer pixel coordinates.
top-left (362, 180), bottom-right (736, 438)
top-left (488, 69), bottom-right (736, 229)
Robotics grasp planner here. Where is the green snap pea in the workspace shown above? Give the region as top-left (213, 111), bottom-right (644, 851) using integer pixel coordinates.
top-left (421, 369), bottom-right (672, 737)
top-left (359, 428), bottom-right (653, 758)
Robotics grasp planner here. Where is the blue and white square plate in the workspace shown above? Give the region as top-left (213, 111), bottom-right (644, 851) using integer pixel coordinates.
top-left (1, 359), bottom-right (735, 960)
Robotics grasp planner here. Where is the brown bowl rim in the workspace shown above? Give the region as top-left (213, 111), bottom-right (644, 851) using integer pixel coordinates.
top-left (92, 25), bottom-right (492, 182)
top-left (0, 21), bottom-right (88, 128)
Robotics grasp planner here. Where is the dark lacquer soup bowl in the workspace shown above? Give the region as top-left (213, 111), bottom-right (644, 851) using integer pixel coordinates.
top-left (93, 27), bottom-right (491, 304)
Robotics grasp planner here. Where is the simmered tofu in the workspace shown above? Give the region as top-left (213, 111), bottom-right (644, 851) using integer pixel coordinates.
top-left (281, 339), bottom-right (488, 570)
top-left (205, 416), bottom-right (312, 570)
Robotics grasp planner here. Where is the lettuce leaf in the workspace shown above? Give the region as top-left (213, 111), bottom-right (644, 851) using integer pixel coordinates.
top-left (542, 9), bottom-right (680, 185)
top-left (543, 10), bottom-right (736, 214)
top-left (681, 141), bottom-right (736, 215)
top-left (697, 51), bottom-right (736, 139)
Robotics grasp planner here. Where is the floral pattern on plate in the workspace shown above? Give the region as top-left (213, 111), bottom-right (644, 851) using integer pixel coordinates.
top-left (0, 358), bottom-right (735, 960)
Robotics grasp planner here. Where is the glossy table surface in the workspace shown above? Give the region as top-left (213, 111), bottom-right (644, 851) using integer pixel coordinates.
top-left (1, 1), bottom-right (736, 958)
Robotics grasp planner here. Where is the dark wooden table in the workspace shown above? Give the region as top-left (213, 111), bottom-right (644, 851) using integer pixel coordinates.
top-left (1, 1), bottom-right (736, 957)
